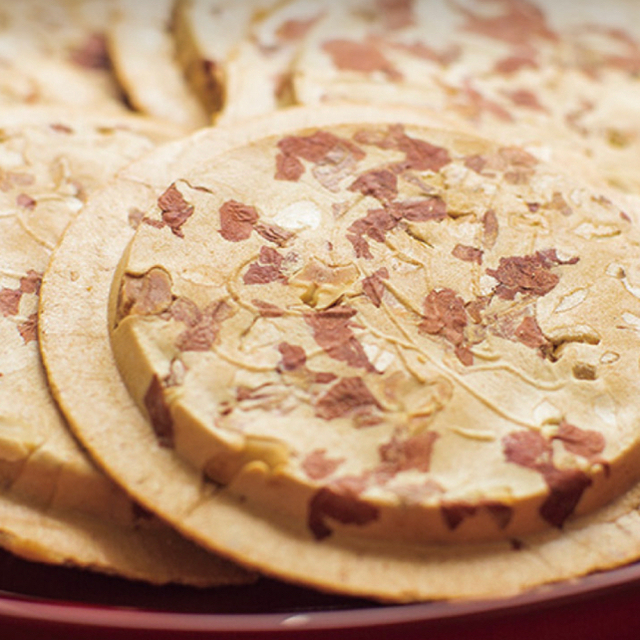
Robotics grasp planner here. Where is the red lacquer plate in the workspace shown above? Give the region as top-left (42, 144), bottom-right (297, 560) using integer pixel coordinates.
top-left (2, 550), bottom-right (640, 640)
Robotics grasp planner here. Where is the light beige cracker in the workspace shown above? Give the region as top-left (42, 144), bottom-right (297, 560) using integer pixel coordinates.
top-left (39, 105), bottom-right (640, 601)
top-left (293, 0), bottom-right (640, 196)
top-left (107, 0), bottom-right (209, 130)
top-left (110, 121), bottom-right (640, 547)
top-left (0, 106), bottom-right (252, 585)
top-left (0, 0), bottom-right (127, 113)
top-left (214, 0), bottom-right (326, 125)
top-left (172, 0), bottom-right (278, 118)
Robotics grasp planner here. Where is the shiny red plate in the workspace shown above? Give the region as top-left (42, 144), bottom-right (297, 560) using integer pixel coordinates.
top-left (2, 549), bottom-right (640, 640)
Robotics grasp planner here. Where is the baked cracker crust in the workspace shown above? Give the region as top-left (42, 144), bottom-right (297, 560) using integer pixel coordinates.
top-left (39, 105), bottom-right (640, 602)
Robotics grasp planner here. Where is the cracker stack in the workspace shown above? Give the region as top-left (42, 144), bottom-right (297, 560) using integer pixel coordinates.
top-left (1, 0), bottom-right (640, 601)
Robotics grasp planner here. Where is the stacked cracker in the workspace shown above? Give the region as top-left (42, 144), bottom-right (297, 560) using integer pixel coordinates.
top-left (2, 0), bottom-right (640, 601)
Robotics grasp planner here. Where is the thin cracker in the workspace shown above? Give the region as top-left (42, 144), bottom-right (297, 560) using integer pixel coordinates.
top-left (0, 106), bottom-right (252, 585)
top-left (39, 104), bottom-right (640, 602)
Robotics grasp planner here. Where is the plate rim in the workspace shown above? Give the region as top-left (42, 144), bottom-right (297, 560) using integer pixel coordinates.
top-left (1, 559), bottom-right (640, 633)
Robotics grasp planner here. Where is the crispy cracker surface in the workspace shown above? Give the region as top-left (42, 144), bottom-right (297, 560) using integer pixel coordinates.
top-left (39, 105), bottom-right (640, 601)
top-left (293, 0), bottom-right (640, 195)
top-left (107, 0), bottom-right (209, 130)
top-left (0, 106), bottom-right (252, 585)
top-left (111, 121), bottom-right (640, 547)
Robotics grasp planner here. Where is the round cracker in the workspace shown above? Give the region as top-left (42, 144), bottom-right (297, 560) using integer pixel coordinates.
top-left (214, 0), bottom-right (326, 125)
top-left (292, 0), bottom-right (640, 195)
top-left (172, 0), bottom-right (277, 118)
top-left (39, 104), bottom-right (640, 602)
top-left (0, 490), bottom-right (251, 587)
top-left (0, 0), bottom-right (125, 112)
top-left (0, 106), bottom-right (252, 585)
top-left (107, 0), bottom-right (209, 130)
top-left (110, 121), bottom-right (640, 547)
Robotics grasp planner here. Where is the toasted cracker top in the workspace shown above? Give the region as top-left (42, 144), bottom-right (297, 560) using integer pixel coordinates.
top-left (111, 120), bottom-right (640, 547)
top-left (39, 105), bottom-right (640, 602)
top-left (0, 106), bottom-right (251, 585)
